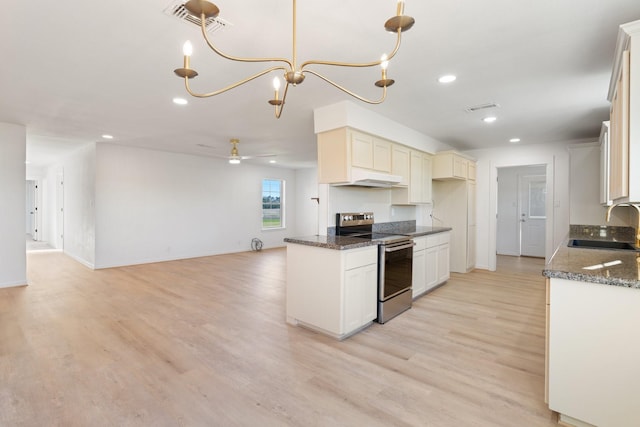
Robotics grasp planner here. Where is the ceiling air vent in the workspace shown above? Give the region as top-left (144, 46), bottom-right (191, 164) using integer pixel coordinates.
top-left (464, 102), bottom-right (500, 113)
top-left (163, 1), bottom-right (231, 33)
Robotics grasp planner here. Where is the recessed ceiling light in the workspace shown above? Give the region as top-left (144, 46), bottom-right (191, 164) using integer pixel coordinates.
top-left (173, 97), bottom-right (188, 105)
top-left (269, 160), bottom-right (277, 164)
top-left (509, 138), bottom-right (521, 143)
top-left (438, 74), bottom-right (456, 83)
top-left (482, 116), bottom-right (497, 123)
top-left (102, 134), bottom-right (114, 139)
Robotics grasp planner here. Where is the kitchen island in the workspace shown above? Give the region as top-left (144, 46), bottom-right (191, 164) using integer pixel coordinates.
top-left (542, 225), bottom-right (640, 427)
top-left (284, 224), bottom-right (451, 340)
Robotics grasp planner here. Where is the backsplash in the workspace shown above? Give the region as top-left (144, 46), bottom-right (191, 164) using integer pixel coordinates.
top-left (570, 224), bottom-right (636, 241)
top-left (374, 220), bottom-right (416, 233)
top-left (327, 220), bottom-right (416, 236)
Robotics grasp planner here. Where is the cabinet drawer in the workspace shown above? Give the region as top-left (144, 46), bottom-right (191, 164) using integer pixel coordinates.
top-left (345, 247), bottom-right (377, 270)
top-left (437, 232), bottom-right (450, 245)
top-left (426, 235), bottom-right (439, 248)
top-left (426, 232), bottom-right (450, 248)
top-left (414, 236), bottom-right (428, 251)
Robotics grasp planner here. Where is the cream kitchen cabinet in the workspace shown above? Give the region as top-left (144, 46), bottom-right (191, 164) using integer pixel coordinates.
top-left (544, 278), bottom-right (550, 405)
top-left (317, 127), bottom-right (396, 184)
top-left (351, 130), bottom-right (392, 172)
top-left (467, 161), bottom-right (477, 181)
top-left (436, 237), bottom-right (451, 285)
top-left (599, 121), bottom-right (613, 206)
top-left (412, 232), bottom-right (450, 298)
top-left (466, 180), bottom-right (477, 272)
top-left (391, 151), bottom-right (433, 205)
top-left (607, 20), bottom-right (640, 203)
top-left (547, 277), bottom-right (640, 427)
top-left (412, 237), bottom-right (427, 297)
top-left (391, 144), bottom-right (410, 186)
top-left (432, 179), bottom-right (476, 273)
top-left (432, 151), bottom-right (473, 180)
top-left (428, 232), bottom-right (450, 291)
top-left (286, 243), bottom-right (377, 339)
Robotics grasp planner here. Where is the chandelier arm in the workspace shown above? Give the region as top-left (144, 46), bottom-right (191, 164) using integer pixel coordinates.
top-left (274, 83), bottom-right (291, 119)
top-left (303, 70), bottom-right (388, 105)
top-left (198, 14), bottom-right (293, 69)
top-left (184, 66), bottom-right (288, 98)
top-left (300, 31), bottom-right (403, 70)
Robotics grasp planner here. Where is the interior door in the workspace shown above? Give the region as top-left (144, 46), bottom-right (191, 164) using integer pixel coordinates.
top-left (519, 175), bottom-right (546, 257)
top-left (56, 172), bottom-right (64, 249)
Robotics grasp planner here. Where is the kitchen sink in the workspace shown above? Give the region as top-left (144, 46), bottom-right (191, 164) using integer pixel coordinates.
top-left (568, 239), bottom-right (638, 251)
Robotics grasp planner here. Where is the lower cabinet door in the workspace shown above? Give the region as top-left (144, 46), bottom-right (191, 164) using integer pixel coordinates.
top-left (437, 244), bottom-right (450, 283)
top-left (425, 246), bottom-right (438, 291)
top-left (412, 249), bottom-right (426, 298)
top-left (344, 263), bottom-right (378, 334)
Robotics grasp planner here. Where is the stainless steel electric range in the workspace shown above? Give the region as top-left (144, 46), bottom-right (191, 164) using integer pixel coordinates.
top-left (336, 212), bottom-right (414, 323)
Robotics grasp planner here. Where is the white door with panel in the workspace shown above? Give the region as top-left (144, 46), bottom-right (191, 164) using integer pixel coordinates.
top-left (519, 175), bottom-right (546, 257)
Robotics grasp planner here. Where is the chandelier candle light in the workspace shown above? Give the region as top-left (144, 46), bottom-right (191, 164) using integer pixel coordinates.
top-left (173, 0), bottom-right (414, 118)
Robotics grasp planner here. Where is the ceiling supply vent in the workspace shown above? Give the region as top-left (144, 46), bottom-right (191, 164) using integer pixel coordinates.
top-left (163, 1), bottom-right (231, 33)
top-left (464, 102), bottom-right (500, 113)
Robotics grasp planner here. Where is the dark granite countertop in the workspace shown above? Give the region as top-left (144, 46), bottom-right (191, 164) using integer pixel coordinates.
top-left (284, 235), bottom-right (377, 250)
top-left (285, 222), bottom-right (452, 250)
top-left (380, 225), bottom-right (452, 237)
top-left (542, 225), bottom-right (640, 289)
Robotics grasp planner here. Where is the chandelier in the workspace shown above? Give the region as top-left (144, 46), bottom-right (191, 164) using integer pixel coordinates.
top-left (173, 0), bottom-right (415, 118)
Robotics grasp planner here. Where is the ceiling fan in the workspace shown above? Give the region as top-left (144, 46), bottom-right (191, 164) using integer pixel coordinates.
top-left (196, 138), bottom-right (275, 164)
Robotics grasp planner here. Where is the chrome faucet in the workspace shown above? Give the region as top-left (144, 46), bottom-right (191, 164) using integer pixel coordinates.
top-left (605, 202), bottom-right (640, 248)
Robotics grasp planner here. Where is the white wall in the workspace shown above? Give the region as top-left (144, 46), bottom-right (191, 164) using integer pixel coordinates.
top-left (94, 144), bottom-right (297, 269)
top-left (55, 143), bottom-right (97, 268)
top-left (294, 167), bottom-right (320, 235)
top-left (568, 143), bottom-right (629, 226)
top-left (327, 186), bottom-right (417, 227)
top-left (0, 123), bottom-right (27, 288)
top-left (465, 142), bottom-right (571, 271)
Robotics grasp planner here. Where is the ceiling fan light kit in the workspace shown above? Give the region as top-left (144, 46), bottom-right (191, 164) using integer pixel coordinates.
top-left (173, 0), bottom-right (414, 118)
top-left (228, 138), bottom-right (241, 164)
top-left (197, 138), bottom-right (275, 164)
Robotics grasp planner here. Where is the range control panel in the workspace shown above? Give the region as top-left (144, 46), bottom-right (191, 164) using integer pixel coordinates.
top-left (337, 212), bottom-right (374, 227)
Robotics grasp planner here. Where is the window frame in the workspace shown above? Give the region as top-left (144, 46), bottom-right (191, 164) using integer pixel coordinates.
top-left (261, 178), bottom-right (285, 230)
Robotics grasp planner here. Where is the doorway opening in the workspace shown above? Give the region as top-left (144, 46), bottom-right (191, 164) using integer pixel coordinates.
top-left (497, 165), bottom-right (547, 259)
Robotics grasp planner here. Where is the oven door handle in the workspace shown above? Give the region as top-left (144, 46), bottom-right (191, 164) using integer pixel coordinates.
top-left (383, 241), bottom-right (415, 252)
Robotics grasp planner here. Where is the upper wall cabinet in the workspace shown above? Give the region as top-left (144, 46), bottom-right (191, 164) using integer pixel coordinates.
top-left (432, 151), bottom-right (476, 181)
top-left (607, 20), bottom-right (640, 203)
top-left (391, 144), bottom-right (410, 186)
top-left (391, 150), bottom-right (433, 205)
top-left (599, 121), bottom-right (612, 206)
top-left (351, 130), bottom-right (392, 172)
top-left (317, 127), bottom-right (396, 184)
top-left (467, 161), bottom-right (477, 182)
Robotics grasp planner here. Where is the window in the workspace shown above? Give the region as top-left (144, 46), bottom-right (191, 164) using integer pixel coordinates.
top-left (262, 179), bottom-right (284, 229)
top-left (528, 180), bottom-right (546, 219)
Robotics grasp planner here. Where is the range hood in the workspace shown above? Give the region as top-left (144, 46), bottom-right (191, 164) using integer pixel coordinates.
top-left (332, 169), bottom-right (403, 188)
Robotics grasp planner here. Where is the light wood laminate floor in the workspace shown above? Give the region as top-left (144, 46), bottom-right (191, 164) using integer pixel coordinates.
top-left (1, 250), bottom-right (557, 426)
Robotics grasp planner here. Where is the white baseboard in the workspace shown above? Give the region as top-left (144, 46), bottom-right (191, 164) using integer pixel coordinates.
top-left (0, 280), bottom-right (27, 289)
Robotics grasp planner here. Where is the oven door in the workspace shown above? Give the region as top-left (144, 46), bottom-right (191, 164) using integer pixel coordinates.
top-left (379, 240), bottom-right (414, 301)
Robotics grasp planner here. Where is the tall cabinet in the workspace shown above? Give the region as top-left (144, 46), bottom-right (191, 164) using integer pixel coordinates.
top-left (432, 151), bottom-right (476, 273)
top-left (607, 20), bottom-right (640, 203)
